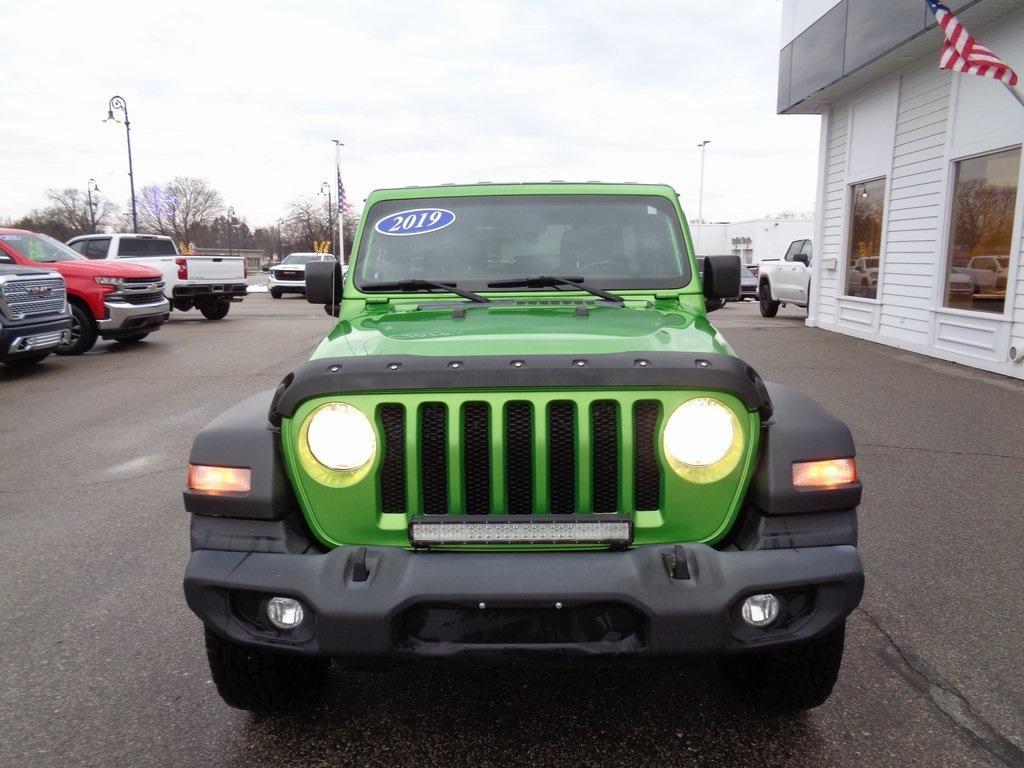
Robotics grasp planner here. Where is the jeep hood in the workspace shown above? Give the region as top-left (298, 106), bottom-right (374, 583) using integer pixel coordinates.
top-left (312, 305), bottom-right (734, 359)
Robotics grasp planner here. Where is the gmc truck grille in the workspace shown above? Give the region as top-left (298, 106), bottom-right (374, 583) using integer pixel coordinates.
top-left (0, 277), bottom-right (66, 319)
top-left (376, 398), bottom-right (662, 516)
top-left (275, 270), bottom-right (304, 280)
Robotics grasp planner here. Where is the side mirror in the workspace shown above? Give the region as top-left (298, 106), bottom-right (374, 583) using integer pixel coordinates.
top-left (305, 260), bottom-right (342, 312)
top-left (793, 253), bottom-right (810, 266)
top-left (702, 255), bottom-right (741, 306)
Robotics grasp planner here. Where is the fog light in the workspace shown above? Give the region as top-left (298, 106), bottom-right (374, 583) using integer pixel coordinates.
top-left (741, 594), bottom-right (781, 627)
top-left (266, 596), bottom-right (305, 630)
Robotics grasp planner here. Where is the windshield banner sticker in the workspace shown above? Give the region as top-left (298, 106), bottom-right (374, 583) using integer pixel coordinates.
top-left (0, 234), bottom-right (22, 240)
top-left (375, 208), bottom-right (455, 237)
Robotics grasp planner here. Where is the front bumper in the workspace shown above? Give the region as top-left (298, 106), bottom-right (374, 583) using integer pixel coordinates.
top-left (185, 543), bottom-right (863, 663)
top-left (2, 315), bottom-right (72, 358)
top-left (268, 274), bottom-right (305, 291)
top-left (97, 298), bottom-right (170, 336)
top-left (172, 283), bottom-right (247, 300)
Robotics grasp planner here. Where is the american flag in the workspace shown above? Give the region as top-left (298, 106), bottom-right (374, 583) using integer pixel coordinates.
top-left (927, 0), bottom-right (1018, 86)
top-left (336, 170), bottom-right (346, 214)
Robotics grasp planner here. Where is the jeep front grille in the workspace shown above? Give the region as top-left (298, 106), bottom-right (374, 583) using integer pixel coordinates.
top-left (0, 277), bottom-right (66, 320)
top-left (377, 397), bottom-right (663, 516)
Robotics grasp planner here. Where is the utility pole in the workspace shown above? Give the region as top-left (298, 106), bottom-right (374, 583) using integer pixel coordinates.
top-left (226, 207), bottom-right (235, 257)
top-left (86, 179), bottom-right (100, 233)
top-left (697, 140), bottom-right (710, 256)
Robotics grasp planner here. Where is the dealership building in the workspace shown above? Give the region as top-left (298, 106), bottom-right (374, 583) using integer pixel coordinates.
top-left (780, 0), bottom-right (1024, 378)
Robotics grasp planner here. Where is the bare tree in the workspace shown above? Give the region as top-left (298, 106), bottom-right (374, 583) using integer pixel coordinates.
top-left (285, 196), bottom-right (332, 251)
top-left (44, 188), bottom-right (119, 235)
top-left (137, 177), bottom-right (224, 249)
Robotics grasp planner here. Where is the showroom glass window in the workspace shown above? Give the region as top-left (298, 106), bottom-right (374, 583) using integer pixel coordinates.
top-left (944, 147), bottom-right (1021, 313)
top-left (845, 178), bottom-right (886, 299)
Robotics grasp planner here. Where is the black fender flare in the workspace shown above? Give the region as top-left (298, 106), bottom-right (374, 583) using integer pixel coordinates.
top-left (746, 383), bottom-right (861, 515)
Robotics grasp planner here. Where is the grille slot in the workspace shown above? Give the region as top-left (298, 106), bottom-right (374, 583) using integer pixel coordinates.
top-left (419, 404), bottom-right (448, 514)
top-left (462, 403), bottom-right (491, 515)
top-left (548, 402), bottom-right (576, 514)
top-left (117, 292), bottom-right (165, 306)
top-left (591, 401), bottom-right (620, 514)
top-left (633, 402), bottom-right (662, 511)
top-left (379, 405), bottom-right (407, 514)
top-left (505, 402), bottom-right (534, 515)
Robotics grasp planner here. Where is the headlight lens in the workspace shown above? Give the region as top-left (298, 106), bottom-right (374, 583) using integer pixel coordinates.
top-left (662, 397), bottom-right (743, 480)
top-left (305, 402), bottom-right (376, 471)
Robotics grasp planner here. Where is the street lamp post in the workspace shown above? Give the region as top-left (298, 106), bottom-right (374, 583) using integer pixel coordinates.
top-left (104, 96), bottom-right (138, 233)
top-left (696, 139), bottom-right (710, 256)
top-left (225, 207), bottom-right (236, 257)
top-left (320, 181), bottom-right (333, 254)
top-left (86, 179), bottom-right (100, 233)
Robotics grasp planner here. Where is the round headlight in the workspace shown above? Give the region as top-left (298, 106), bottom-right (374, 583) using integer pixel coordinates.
top-left (306, 402), bottom-right (376, 471)
top-left (662, 397), bottom-right (741, 477)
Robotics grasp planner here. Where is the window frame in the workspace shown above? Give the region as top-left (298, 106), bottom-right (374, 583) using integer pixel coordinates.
top-left (841, 176), bottom-right (888, 301)
top-left (938, 144), bottom-right (1023, 318)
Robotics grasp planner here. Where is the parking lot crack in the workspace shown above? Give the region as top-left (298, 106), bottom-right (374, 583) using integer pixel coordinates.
top-left (858, 441), bottom-right (1024, 461)
top-left (864, 608), bottom-right (1024, 767)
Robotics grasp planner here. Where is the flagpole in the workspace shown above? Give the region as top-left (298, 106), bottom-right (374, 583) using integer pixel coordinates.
top-left (1003, 82), bottom-right (1024, 109)
top-left (332, 139), bottom-right (344, 262)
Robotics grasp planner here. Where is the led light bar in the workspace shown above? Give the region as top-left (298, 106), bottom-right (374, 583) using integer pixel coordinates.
top-left (409, 516), bottom-right (633, 547)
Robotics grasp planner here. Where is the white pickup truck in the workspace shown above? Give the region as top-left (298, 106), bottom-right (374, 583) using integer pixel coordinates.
top-left (66, 233), bottom-right (247, 320)
top-left (756, 236), bottom-right (813, 317)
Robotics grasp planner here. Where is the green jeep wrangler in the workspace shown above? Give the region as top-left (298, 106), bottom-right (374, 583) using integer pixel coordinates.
top-left (184, 183), bottom-right (863, 713)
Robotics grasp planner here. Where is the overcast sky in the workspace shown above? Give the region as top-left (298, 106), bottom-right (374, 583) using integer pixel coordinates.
top-left (0, 0), bottom-right (820, 228)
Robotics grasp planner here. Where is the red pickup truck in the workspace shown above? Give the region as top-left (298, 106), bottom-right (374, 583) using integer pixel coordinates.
top-left (0, 228), bottom-right (170, 355)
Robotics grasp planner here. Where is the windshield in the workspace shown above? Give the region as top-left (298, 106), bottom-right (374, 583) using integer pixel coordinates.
top-left (282, 253), bottom-right (327, 265)
top-left (355, 194), bottom-right (690, 292)
top-left (1, 233), bottom-right (83, 263)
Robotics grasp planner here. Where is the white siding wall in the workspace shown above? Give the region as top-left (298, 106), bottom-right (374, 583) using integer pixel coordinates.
top-left (881, 64), bottom-right (951, 344)
top-left (816, 103), bottom-right (849, 326)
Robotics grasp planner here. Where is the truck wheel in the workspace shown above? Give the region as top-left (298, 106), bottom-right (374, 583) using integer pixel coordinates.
top-left (758, 283), bottom-right (780, 318)
top-left (56, 303), bottom-right (98, 356)
top-left (720, 621), bottom-right (846, 712)
top-left (199, 301), bottom-right (230, 320)
top-left (270, 289), bottom-right (282, 299)
top-left (173, 299), bottom-right (193, 312)
top-left (115, 333), bottom-right (150, 344)
top-left (204, 627), bottom-right (329, 713)
top-left (2, 352), bottom-right (50, 367)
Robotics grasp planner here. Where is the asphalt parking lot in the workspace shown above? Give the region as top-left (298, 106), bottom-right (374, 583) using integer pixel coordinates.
top-left (2, 294), bottom-right (1022, 768)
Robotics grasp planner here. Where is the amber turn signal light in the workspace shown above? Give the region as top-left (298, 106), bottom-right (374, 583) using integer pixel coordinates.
top-left (188, 464), bottom-right (251, 494)
top-left (792, 458), bottom-right (857, 489)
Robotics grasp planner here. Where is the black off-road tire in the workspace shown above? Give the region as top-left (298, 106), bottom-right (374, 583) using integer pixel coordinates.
top-left (2, 352), bottom-right (50, 367)
top-left (199, 300), bottom-right (230, 320)
top-left (204, 627), bottom-right (329, 713)
top-left (270, 289), bottom-right (282, 299)
top-left (720, 622), bottom-right (846, 712)
top-left (115, 332), bottom-right (150, 344)
top-left (56, 302), bottom-right (98, 355)
top-left (758, 282), bottom-right (780, 318)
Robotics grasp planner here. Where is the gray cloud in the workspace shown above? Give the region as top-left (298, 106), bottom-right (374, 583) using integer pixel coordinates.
top-left (0, 0), bottom-right (819, 225)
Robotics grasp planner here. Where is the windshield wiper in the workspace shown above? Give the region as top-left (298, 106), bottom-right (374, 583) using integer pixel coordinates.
top-left (487, 275), bottom-right (623, 304)
top-left (360, 279), bottom-right (490, 303)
